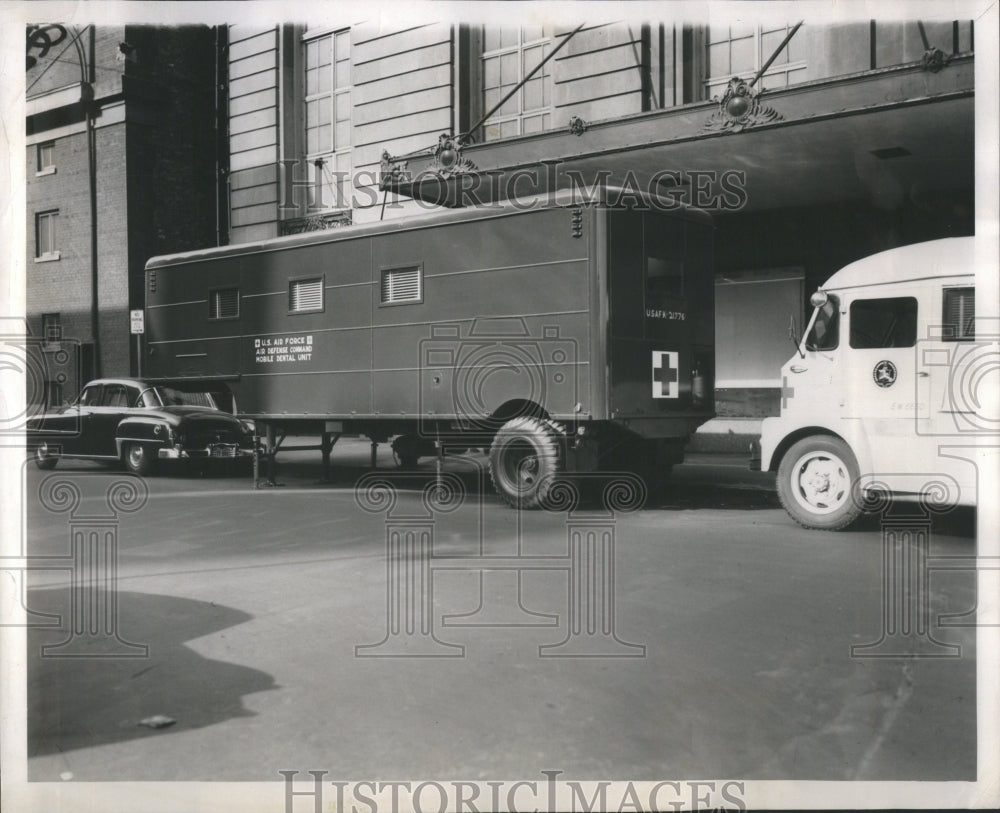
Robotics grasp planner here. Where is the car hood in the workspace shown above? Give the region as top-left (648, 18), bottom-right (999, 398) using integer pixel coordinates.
top-left (141, 406), bottom-right (244, 426)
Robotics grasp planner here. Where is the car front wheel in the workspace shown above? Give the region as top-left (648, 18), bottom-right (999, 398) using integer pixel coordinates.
top-left (123, 442), bottom-right (156, 476)
top-left (35, 442), bottom-right (58, 470)
top-left (776, 435), bottom-right (862, 530)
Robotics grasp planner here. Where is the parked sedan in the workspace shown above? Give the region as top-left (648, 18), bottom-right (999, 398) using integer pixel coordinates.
top-left (27, 378), bottom-right (255, 475)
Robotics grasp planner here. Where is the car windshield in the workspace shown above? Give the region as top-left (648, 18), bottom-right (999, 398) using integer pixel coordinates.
top-left (139, 387), bottom-right (217, 408)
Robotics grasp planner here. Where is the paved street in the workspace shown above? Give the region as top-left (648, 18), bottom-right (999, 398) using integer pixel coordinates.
top-left (19, 440), bottom-right (977, 783)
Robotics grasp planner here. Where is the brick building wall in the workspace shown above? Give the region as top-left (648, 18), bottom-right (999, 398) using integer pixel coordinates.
top-left (26, 24), bottom-right (222, 398)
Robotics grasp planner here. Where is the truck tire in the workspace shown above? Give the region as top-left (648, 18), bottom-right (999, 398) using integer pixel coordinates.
top-left (489, 416), bottom-right (563, 508)
top-left (777, 435), bottom-right (862, 530)
top-left (34, 442), bottom-right (58, 470)
top-left (123, 442), bottom-right (156, 477)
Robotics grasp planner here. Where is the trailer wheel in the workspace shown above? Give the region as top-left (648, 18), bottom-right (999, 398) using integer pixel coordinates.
top-left (777, 436), bottom-right (862, 530)
top-left (123, 442), bottom-right (156, 477)
top-left (489, 416), bottom-right (563, 508)
top-left (34, 442), bottom-right (58, 470)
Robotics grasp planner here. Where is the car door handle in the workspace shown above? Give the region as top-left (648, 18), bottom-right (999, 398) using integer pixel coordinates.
top-left (917, 371), bottom-right (929, 377)
top-left (790, 365), bottom-right (808, 373)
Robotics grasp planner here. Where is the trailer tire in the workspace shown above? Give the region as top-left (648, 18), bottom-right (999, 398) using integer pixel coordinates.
top-left (123, 442), bottom-right (156, 477)
top-left (489, 416), bottom-right (563, 509)
top-left (777, 435), bottom-right (862, 530)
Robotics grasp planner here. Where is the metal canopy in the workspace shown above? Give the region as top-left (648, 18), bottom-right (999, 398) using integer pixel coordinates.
top-left (380, 57), bottom-right (973, 216)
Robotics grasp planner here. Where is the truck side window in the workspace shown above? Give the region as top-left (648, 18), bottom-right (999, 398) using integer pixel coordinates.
top-left (805, 296), bottom-right (839, 351)
top-left (849, 297), bottom-right (917, 349)
top-left (942, 288), bottom-right (975, 341)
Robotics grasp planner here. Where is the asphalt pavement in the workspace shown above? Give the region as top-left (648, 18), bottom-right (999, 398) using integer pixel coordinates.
top-left (17, 442), bottom-right (978, 786)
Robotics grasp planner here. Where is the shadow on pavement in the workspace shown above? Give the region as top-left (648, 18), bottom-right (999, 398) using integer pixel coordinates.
top-left (28, 588), bottom-right (276, 760)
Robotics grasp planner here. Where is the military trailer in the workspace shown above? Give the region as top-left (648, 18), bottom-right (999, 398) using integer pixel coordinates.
top-left (144, 187), bottom-right (715, 506)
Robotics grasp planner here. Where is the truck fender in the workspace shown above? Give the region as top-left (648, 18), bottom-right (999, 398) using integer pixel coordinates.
top-left (761, 418), bottom-right (874, 482)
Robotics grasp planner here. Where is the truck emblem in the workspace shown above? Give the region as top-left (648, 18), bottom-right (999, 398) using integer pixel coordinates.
top-left (652, 351), bottom-right (680, 398)
top-left (873, 360), bottom-right (897, 388)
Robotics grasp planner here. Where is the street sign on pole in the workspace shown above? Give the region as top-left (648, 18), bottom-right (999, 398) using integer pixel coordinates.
top-left (130, 309), bottom-right (144, 335)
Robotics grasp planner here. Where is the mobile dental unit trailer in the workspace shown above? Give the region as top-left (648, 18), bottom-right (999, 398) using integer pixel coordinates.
top-left (758, 236), bottom-right (988, 529)
top-left (144, 188), bottom-right (715, 506)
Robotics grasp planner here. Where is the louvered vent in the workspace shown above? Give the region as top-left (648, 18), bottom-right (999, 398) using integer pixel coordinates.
top-left (289, 278), bottom-right (324, 312)
top-left (210, 288), bottom-right (240, 319)
top-left (381, 266), bottom-right (421, 304)
top-left (149, 269), bottom-right (157, 292)
top-left (943, 288), bottom-right (975, 341)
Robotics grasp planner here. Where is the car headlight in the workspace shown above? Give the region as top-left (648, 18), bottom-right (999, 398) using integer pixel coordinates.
top-left (240, 420), bottom-right (256, 435)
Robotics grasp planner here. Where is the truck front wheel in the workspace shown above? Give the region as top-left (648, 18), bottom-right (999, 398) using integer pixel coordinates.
top-left (489, 417), bottom-right (563, 508)
top-left (777, 436), bottom-right (862, 530)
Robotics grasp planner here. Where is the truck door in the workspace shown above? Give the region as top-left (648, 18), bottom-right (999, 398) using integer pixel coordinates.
top-left (606, 210), bottom-right (714, 420)
top-left (781, 294), bottom-right (842, 422)
top-left (841, 292), bottom-right (921, 476)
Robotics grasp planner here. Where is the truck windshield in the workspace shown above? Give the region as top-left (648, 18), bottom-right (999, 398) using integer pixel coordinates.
top-left (804, 295), bottom-right (839, 351)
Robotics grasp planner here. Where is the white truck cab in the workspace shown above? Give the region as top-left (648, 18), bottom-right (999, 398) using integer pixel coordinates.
top-left (758, 237), bottom-right (989, 529)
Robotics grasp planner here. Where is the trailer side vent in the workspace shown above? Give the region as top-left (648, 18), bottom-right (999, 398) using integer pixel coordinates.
top-left (289, 278), bottom-right (324, 312)
top-left (209, 287), bottom-right (240, 319)
top-left (380, 266), bottom-right (422, 304)
top-left (942, 287), bottom-right (975, 341)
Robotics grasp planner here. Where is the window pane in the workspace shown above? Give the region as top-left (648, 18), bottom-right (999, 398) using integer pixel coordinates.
top-left (335, 92), bottom-right (350, 122)
top-left (761, 29), bottom-right (789, 65)
top-left (499, 86), bottom-right (518, 116)
top-left (499, 119), bottom-right (519, 138)
top-left (730, 36), bottom-right (754, 74)
top-left (707, 42), bottom-right (730, 76)
top-left (483, 56), bottom-right (500, 89)
top-left (523, 77), bottom-right (542, 111)
top-left (850, 297), bottom-right (918, 348)
top-left (523, 44), bottom-right (545, 76)
top-left (483, 26), bottom-right (501, 53)
top-left (37, 214), bottom-right (51, 255)
top-left (335, 119), bottom-right (350, 150)
top-left (500, 52), bottom-right (518, 85)
top-left (521, 114), bottom-right (546, 134)
top-left (483, 87), bottom-right (500, 114)
top-left (522, 25), bottom-right (544, 43)
top-left (500, 28), bottom-right (519, 48)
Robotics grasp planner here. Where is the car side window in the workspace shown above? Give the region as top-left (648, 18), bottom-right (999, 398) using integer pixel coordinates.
top-left (77, 385), bottom-right (101, 406)
top-left (124, 386), bottom-right (142, 407)
top-left (102, 384), bottom-right (129, 408)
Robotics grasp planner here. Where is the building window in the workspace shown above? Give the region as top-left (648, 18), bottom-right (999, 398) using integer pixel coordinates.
top-left (705, 23), bottom-right (807, 96)
top-left (35, 210), bottom-right (59, 260)
top-left (380, 266), bottom-right (422, 305)
top-left (289, 277), bottom-right (324, 313)
top-left (303, 28), bottom-right (352, 209)
top-left (942, 288), bottom-right (975, 341)
top-left (849, 297), bottom-right (918, 349)
top-left (36, 142), bottom-right (55, 175)
top-left (209, 288), bottom-right (240, 320)
top-left (481, 26), bottom-right (553, 140)
top-left (42, 312), bottom-right (62, 351)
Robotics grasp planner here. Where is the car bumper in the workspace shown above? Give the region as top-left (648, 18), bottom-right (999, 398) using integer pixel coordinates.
top-left (158, 444), bottom-right (254, 461)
